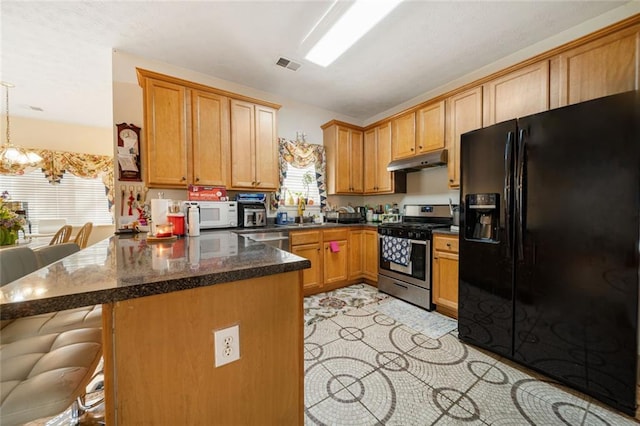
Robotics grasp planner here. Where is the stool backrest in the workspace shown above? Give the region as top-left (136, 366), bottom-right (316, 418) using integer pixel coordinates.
top-left (0, 246), bottom-right (39, 286)
top-left (33, 242), bottom-right (80, 268)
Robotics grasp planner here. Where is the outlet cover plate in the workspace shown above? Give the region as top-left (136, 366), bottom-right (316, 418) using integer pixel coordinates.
top-left (214, 325), bottom-right (240, 367)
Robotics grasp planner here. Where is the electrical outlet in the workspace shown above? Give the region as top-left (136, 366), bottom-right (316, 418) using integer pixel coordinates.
top-left (214, 325), bottom-right (240, 367)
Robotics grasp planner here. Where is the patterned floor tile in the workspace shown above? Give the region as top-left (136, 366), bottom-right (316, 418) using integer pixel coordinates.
top-left (303, 285), bottom-right (635, 426)
top-left (305, 387), bottom-right (380, 426)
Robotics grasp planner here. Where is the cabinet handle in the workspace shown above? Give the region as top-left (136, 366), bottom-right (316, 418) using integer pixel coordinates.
top-left (195, 177), bottom-right (200, 182)
top-left (446, 242), bottom-right (451, 247)
top-left (256, 181), bottom-right (261, 186)
top-left (251, 181), bottom-right (256, 186)
top-left (449, 179), bottom-right (453, 183)
top-left (181, 176), bottom-right (186, 181)
top-left (410, 147), bottom-right (414, 151)
top-left (419, 145), bottom-right (423, 149)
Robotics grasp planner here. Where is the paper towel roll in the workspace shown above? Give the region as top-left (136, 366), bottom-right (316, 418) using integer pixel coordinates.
top-left (151, 199), bottom-right (169, 235)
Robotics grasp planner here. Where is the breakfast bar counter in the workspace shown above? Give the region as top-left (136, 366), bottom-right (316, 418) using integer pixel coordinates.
top-left (1, 231), bottom-right (309, 425)
top-left (0, 231), bottom-right (310, 320)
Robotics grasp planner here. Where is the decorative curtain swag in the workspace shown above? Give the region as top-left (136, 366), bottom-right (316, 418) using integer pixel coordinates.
top-left (0, 148), bottom-right (115, 209)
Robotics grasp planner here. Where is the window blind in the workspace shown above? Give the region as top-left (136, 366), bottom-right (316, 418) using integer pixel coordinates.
top-left (0, 169), bottom-right (113, 233)
top-left (280, 163), bottom-right (321, 206)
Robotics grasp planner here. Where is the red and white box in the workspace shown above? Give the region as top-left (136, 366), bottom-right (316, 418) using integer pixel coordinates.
top-left (188, 185), bottom-right (227, 201)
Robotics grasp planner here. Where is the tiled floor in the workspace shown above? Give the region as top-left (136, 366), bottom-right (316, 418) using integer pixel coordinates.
top-left (26, 283), bottom-right (638, 425)
top-left (304, 284), bottom-right (639, 425)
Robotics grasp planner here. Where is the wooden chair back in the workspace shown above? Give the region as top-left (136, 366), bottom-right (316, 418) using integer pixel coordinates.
top-left (49, 225), bottom-right (73, 245)
top-left (73, 222), bottom-right (93, 249)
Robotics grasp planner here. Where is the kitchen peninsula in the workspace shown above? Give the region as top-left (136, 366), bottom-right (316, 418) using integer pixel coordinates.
top-left (0, 232), bottom-right (310, 425)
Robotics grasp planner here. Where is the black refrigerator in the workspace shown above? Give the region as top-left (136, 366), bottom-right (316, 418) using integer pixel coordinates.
top-left (458, 90), bottom-right (639, 415)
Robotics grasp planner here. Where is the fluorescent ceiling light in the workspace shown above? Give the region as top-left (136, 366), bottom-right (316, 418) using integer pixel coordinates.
top-left (305, 0), bottom-right (403, 67)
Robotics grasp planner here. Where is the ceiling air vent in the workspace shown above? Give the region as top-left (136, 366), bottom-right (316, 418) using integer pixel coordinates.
top-left (276, 57), bottom-right (301, 71)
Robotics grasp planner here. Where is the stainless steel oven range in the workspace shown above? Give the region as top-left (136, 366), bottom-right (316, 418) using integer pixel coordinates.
top-left (378, 204), bottom-right (452, 310)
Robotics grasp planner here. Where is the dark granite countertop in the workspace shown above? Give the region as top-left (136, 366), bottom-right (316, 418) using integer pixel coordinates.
top-left (233, 222), bottom-right (379, 234)
top-left (0, 231), bottom-right (310, 320)
top-left (432, 228), bottom-right (459, 236)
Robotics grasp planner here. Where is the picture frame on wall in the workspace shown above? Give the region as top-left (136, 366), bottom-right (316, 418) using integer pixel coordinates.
top-left (116, 123), bottom-right (142, 181)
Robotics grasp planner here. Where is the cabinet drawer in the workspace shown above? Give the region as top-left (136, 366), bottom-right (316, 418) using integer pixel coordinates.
top-left (290, 230), bottom-right (321, 246)
top-left (322, 229), bottom-right (349, 241)
top-left (433, 235), bottom-right (459, 253)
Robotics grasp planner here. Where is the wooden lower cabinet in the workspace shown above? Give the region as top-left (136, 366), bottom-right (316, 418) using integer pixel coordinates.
top-left (324, 239), bottom-right (348, 284)
top-left (292, 227), bottom-right (378, 296)
top-left (291, 242), bottom-right (322, 292)
top-left (363, 229), bottom-right (379, 282)
top-left (432, 234), bottom-right (459, 319)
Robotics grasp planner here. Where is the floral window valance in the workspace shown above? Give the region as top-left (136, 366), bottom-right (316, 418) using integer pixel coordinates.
top-left (0, 148), bottom-right (115, 209)
top-left (275, 138), bottom-right (327, 209)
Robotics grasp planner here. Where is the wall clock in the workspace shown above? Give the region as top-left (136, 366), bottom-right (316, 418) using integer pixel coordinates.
top-left (116, 123), bottom-right (142, 181)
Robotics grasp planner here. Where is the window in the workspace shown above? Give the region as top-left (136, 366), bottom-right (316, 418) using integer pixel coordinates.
top-left (280, 163), bottom-right (320, 207)
top-left (0, 169), bottom-right (113, 233)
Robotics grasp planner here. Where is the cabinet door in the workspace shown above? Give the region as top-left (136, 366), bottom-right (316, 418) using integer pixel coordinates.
top-left (363, 229), bottom-right (379, 282)
top-left (335, 127), bottom-right (353, 193)
top-left (348, 230), bottom-right (364, 280)
top-left (374, 123), bottom-right (393, 193)
top-left (291, 243), bottom-right (322, 292)
top-left (230, 99), bottom-right (256, 188)
top-left (323, 240), bottom-right (348, 284)
top-left (484, 61), bottom-right (549, 126)
top-left (416, 101), bottom-right (445, 154)
top-left (350, 129), bottom-right (364, 193)
top-left (391, 111), bottom-right (416, 160)
top-left (191, 90), bottom-right (229, 186)
top-left (363, 129), bottom-right (377, 193)
top-left (254, 105), bottom-right (278, 190)
top-left (551, 26), bottom-right (639, 108)
top-left (144, 78), bottom-right (188, 187)
top-left (433, 250), bottom-right (459, 318)
top-left (446, 87), bottom-right (482, 188)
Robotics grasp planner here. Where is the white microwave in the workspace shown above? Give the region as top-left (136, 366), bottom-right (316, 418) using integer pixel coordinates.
top-left (183, 201), bottom-right (238, 229)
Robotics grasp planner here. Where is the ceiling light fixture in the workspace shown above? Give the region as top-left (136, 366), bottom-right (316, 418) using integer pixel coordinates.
top-left (305, 0), bottom-right (403, 67)
top-left (0, 82), bottom-right (42, 171)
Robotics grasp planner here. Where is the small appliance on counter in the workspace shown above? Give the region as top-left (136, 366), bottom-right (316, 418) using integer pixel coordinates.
top-left (182, 200), bottom-right (237, 230)
top-left (237, 194), bottom-right (267, 228)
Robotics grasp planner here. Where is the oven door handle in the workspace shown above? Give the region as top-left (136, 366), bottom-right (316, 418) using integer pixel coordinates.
top-left (378, 235), bottom-right (427, 246)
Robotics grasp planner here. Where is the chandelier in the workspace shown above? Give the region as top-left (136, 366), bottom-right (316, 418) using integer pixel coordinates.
top-left (0, 82), bottom-right (42, 172)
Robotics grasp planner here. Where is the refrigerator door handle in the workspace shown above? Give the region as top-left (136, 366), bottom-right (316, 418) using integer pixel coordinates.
top-left (516, 128), bottom-right (527, 261)
top-left (504, 132), bottom-right (514, 257)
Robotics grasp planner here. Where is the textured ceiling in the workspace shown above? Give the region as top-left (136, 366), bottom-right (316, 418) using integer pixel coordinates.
top-left (0, 1), bottom-right (630, 128)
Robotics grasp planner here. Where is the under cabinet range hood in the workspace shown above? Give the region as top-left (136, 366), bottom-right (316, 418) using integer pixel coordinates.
top-left (387, 149), bottom-right (448, 172)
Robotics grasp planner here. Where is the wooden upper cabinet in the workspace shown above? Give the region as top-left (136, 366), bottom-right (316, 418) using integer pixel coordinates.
top-left (323, 122), bottom-right (364, 194)
top-left (350, 129), bottom-right (364, 193)
top-left (446, 86), bottom-right (482, 189)
top-left (229, 100), bottom-right (278, 190)
top-left (191, 90), bottom-right (229, 186)
top-left (138, 68), bottom-right (280, 190)
top-left (254, 105), bottom-right (278, 190)
top-left (364, 128), bottom-right (377, 193)
top-left (483, 61), bottom-right (550, 126)
top-left (391, 111), bottom-right (416, 160)
top-left (551, 25), bottom-right (639, 108)
top-left (364, 122), bottom-right (403, 194)
top-left (143, 78), bottom-right (189, 187)
top-left (416, 100), bottom-right (446, 154)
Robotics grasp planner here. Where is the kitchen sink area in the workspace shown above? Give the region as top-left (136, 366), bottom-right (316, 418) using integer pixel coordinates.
top-left (241, 231), bottom-right (290, 251)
